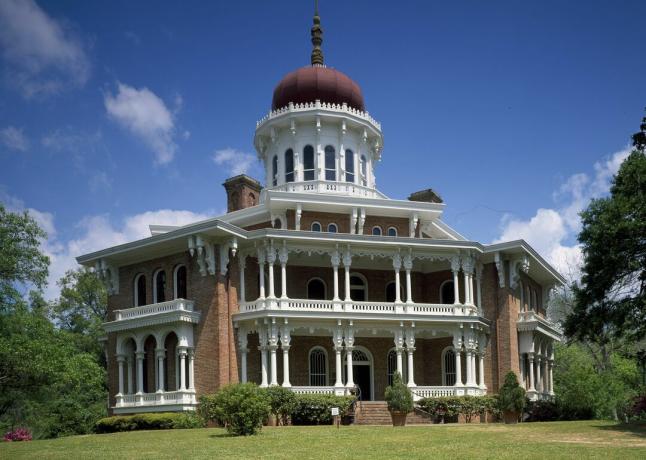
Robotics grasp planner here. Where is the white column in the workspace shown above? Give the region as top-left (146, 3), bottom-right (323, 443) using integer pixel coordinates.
top-left (178, 348), bottom-right (187, 391)
top-left (463, 272), bottom-right (471, 305)
top-left (238, 327), bottom-right (249, 383)
top-left (136, 351), bottom-right (145, 394)
top-left (257, 249), bottom-right (266, 300)
top-left (279, 246), bottom-right (288, 299)
top-left (174, 353), bottom-right (179, 391)
top-left (393, 253), bottom-right (402, 303)
top-left (548, 359), bottom-right (554, 395)
top-left (404, 253), bottom-right (413, 304)
top-left (268, 323), bottom-right (279, 386)
top-left (451, 257), bottom-right (461, 304)
top-left (345, 325), bottom-right (355, 387)
top-left (260, 345), bottom-right (269, 387)
top-left (239, 255), bottom-right (246, 303)
top-left (535, 356), bottom-right (542, 394)
top-left (343, 250), bottom-right (352, 302)
top-left (453, 331), bottom-right (463, 386)
top-left (267, 246), bottom-right (276, 299)
top-left (117, 355), bottom-right (125, 395)
top-left (188, 349), bottom-right (195, 391)
top-left (406, 329), bottom-right (416, 387)
top-left (475, 263), bottom-right (483, 311)
top-left (127, 357), bottom-right (134, 394)
top-left (156, 348), bottom-right (165, 392)
top-left (281, 326), bottom-right (291, 387)
top-left (519, 353), bottom-right (525, 388)
top-left (528, 353), bottom-right (536, 392)
top-left (394, 330), bottom-right (404, 376)
top-left (465, 349), bottom-right (473, 385)
top-left (478, 352), bottom-right (485, 389)
top-left (331, 251), bottom-right (340, 301)
top-left (333, 326), bottom-right (344, 387)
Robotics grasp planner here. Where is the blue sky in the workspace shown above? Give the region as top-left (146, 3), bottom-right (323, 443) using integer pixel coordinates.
top-left (1, 0), bottom-right (645, 298)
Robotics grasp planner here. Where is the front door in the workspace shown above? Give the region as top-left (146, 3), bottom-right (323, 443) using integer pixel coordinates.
top-left (354, 364), bottom-right (371, 401)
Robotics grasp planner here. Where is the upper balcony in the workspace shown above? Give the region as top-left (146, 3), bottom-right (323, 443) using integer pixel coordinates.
top-left (268, 180), bottom-right (387, 199)
top-left (517, 310), bottom-right (563, 341)
top-left (105, 298), bottom-right (201, 333)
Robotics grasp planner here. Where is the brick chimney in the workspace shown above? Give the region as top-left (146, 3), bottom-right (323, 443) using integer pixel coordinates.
top-left (223, 175), bottom-right (262, 212)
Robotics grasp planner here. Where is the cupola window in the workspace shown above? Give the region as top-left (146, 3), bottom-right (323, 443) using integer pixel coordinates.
top-left (271, 155), bottom-right (278, 186)
top-left (303, 145), bottom-right (315, 181)
top-left (285, 149), bottom-right (294, 183)
top-left (324, 145), bottom-right (336, 181)
top-left (345, 149), bottom-right (354, 183)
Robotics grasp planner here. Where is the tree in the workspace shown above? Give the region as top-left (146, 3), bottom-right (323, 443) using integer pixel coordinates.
top-left (565, 114), bottom-right (646, 343)
top-left (0, 205), bottom-right (49, 311)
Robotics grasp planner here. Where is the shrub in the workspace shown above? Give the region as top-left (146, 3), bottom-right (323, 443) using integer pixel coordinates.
top-left (384, 372), bottom-right (414, 414)
top-left (290, 394), bottom-right (355, 425)
top-left (418, 396), bottom-right (498, 423)
top-left (498, 372), bottom-right (526, 414)
top-left (525, 399), bottom-right (561, 422)
top-left (200, 383), bottom-right (270, 436)
top-left (94, 412), bottom-right (204, 434)
top-left (262, 386), bottom-right (297, 425)
top-left (3, 428), bottom-right (32, 442)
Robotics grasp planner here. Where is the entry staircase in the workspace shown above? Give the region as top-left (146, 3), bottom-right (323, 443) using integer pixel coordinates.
top-left (353, 401), bottom-right (432, 425)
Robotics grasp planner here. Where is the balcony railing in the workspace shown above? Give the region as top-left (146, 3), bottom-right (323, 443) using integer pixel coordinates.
top-left (517, 310), bottom-right (563, 336)
top-left (268, 180), bottom-right (387, 199)
top-left (114, 390), bottom-right (197, 413)
top-left (239, 298), bottom-right (476, 317)
top-left (114, 299), bottom-right (195, 321)
top-left (411, 385), bottom-right (485, 400)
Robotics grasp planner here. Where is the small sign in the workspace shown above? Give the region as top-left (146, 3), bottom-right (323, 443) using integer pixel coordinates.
top-left (331, 407), bottom-right (339, 416)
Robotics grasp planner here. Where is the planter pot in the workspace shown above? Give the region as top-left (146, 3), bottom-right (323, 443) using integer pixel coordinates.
top-left (503, 411), bottom-right (520, 424)
top-left (389, 411), bottom-right (408, 427)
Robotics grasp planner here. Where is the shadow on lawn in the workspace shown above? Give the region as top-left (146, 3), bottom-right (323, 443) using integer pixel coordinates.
top-left (595, 422), bottom-right (646, 438)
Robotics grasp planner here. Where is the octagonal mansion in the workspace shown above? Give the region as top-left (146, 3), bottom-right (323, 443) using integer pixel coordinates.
top-left (78, 8), bottom-right (563, 417)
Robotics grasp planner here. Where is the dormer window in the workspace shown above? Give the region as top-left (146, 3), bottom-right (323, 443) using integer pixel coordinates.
top-left (285, 149), bottom-right (294, 183)
top-left (345, 149), bottom-right (354, 183)
top-left (324, 145), bottom-right (336, 181)
top-left (303, 145), bottom-right (315, 181)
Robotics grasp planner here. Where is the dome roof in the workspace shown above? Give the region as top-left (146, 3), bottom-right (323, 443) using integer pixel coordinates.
top-left (271, 66), bottom-right (365, 112)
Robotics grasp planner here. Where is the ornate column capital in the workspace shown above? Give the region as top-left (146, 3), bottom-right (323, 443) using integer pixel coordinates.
top-left (330, 249), bottom-right (340, 268)
top-left (403, 252), bottom-right (413, 271)
top-left (342, 249), bottom-right (352, 268)
top-left (392, 252), bottom-right (402, 271)
top-left (450, 255), bottom-right (461, 274)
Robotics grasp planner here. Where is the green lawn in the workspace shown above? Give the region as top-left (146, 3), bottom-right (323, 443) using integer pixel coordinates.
top-left (2, 421), bottom-right (645, 459)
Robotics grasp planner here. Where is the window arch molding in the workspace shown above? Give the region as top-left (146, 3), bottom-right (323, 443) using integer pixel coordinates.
top-left (324, 145), bottom-right (336, 181)
top-left (307, 277), bottom-right (327, 300)
top-left (308, 346), bottom-right (329, 386)
top-left (440, 279), bottom-right (455, 304)
top-left (284, 148), bottom-right (294, 183)
top-left (311, 221), bottom-right (322, 232)
top-left (387, 227), bottom-right (397, 237)
top-left (371, 226), bottom-right (382, 236)
top-left (173, 264), bottom-right (187, 299)
top-left (327, 223), bottom-right (338, 233)
top-left (153, 268), bottom-right (167, 304)
top-left (385, 281), bottom-right (403, 303)
top-left (441, 346), bottom-right (457, 386)
top-left (133, 273), bottom-right (146, 307)
top-left (349, 272), bottom-right (368, 301)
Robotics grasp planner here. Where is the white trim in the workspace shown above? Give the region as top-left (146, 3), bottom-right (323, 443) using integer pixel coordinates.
top-left (439, 279), bottom-right (455, 305)
top-left (308, 346), bottom-right (329, 386)
top-left (306, 277), bottom-right (327, 300)
top-left (371, 226), bottom-right (382, 236)
top-left (387, 226), bottom-right (398, 237)
top-left (346, 345), bottom-right (374, 401)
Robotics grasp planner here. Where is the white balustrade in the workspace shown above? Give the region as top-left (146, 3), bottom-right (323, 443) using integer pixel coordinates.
top-left (114, 390), bottom-right (197, 409)
top-left (269, 180), bottom-right (386, 199)
top-left (114, 299), bottom-right (194, 321)
top-left (257, 100), bottom-right (381, 130)
top-left (411, 386), bottom-right (485, 400)
top-left (290, 386), bottom-right (337, 395)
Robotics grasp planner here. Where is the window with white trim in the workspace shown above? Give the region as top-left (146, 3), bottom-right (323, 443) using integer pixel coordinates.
top-left (440, 280), bottom-right (455, 304)
top-left (303, 145), bottom-right (315, 181)
top-left (153, 270), bottom-right (166, 303)
top-left (285, 149), bottom-right (294, 183)
top-left (325, 145), bottom-right (336, 181)
top-left (327, 223), bottom-right (338, 233)
top-left (134, 273), bottom-right (146, 306)
top-left (372, 226), bottom-right (382, 236)
top-left (345, 149), bottom-right (354, 183)
top-left (174, 265), bottom-right (187, 299)
top-left (307, 278), bottom-right (326, 300)
top-left (387, 227), bottom-right (397, 237)
top-left (443, 348), bottom-right (457, 386)
top-left (309, 347), bottom-right (328, 386)
top-left (311, 221), bottom-right (321, 232)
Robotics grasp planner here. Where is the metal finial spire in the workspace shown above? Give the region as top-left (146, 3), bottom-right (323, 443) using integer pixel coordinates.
top-left (311, 0), bottom-right (324, 66)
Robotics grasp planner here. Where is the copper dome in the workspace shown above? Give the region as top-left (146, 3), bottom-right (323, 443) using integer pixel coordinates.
top-left (271, 66), bottom-right (365, 112)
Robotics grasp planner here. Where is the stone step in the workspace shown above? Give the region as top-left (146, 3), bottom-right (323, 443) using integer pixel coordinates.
top-left (353, 402), bottom-right (432, 425)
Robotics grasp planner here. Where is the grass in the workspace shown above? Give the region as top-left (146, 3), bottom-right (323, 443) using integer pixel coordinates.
top-left (1, 420), bottom-right (645, 459)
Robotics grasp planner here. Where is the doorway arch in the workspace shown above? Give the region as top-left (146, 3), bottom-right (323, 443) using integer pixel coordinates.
top-left (345, 346), bottom-right (374, 401)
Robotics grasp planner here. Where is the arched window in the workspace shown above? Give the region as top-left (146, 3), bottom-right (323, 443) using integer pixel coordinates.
top-left (324, 145), bottom-right (336, 181)
top-left (174, 265), bottom-right (187, 299)
top-left (360, 154), bottom-right (367, 186)
top-left (274, 218), bottom-right (282, 229)
top-left (271, 155), bottom-right (278, 186)
top-left (311, 221), bottom-right (322, 232)
top-left (284, 149), bottom-right (294, 183)
top-left (387, 348), bottom-right (407, 386)
top-left (350, 273), bottom-right (367, 301)
top-left (372, 226), bottom-right (382, 236)
top-left (440, 280), bottom-right (455, 304)
top-left (387, 227), bottom-right (397, 237)
top-left (249, 193), bottom-right (256, 206)
top-left (345, 149), bottom-right (354, 183)
top-left (307, 278), bottom-right (326, 300)
top-left (153, 270), bottom-right (166, 303)
top-left (303, 145), bottom-right (315, 181)
top-left (327, 223), bottom-right (338, 233)
top-left (309, 347), bottom-right (328, 386)
top-left (134, 274), bottom-right (146, 306)
top-left (385, 281), bottom-right (403, 303)
top-left (442, 348), bottom-right (457, 386)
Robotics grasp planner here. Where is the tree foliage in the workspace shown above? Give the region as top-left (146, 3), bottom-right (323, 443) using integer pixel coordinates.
top-left (565, 115), bottom-right (646, 342)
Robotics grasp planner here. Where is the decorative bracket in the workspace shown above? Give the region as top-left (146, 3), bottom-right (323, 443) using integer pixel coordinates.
top-left (510, 255), bottom-right (530, 290)
top-left (494, 252), bottom-right (505, 288)
top-left (95, 258), bottom-right (119, 295)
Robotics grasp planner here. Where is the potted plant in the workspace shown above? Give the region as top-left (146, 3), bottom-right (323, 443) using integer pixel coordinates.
top-left (498, 371), bottom-right (526, 424)
top-left (384, 372), bottom-right (414, 426)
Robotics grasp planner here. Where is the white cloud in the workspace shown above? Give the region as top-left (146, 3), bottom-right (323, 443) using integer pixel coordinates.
top-left (1, 191), bottom-right (210, 299)
top-left (88, 171), bottom-right (112, 193)
top-left (0, 0), bottom-right (90, 97)
top-left (212, 147), bottom-right (258, 176)
top-left (0, 125), bottom-right (29, 151)
top-left (105, 82), bottom-right (178, 164)
top-left (493, 147), bottom-right (632, 276)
